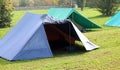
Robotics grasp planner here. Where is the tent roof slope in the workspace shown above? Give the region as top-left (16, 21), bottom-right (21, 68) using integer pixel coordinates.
top-left (105, 11), bottom-right (120, 27)
top-left (48, 8), bottom-right (73, 20)
top-left (48, 8), bottom-right (101, 28)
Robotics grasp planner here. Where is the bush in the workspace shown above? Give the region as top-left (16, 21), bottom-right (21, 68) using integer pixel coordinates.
top-left (96, 0), bottom-right (120, 16)
top-left (0, 0), bottom-right (13, 28)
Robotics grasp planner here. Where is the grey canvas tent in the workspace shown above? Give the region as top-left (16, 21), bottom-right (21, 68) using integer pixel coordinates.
top-left (0, 12), bottom-right (99, 61)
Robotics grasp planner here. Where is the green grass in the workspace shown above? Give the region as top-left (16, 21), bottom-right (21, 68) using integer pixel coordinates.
top-left (0, 8), bottom-right (120, 70)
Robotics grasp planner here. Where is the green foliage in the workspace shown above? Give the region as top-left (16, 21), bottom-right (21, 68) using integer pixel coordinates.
top-left (0, 0), bottom-right (13, 28)
top-left (96, 0), bottom-right (120, 16)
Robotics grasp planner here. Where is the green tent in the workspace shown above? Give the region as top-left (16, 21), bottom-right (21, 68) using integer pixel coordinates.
top-left (48, 8), bottom-right (101, 28)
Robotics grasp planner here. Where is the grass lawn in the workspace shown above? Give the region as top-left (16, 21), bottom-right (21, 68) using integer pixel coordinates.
top-left (0, 8), bottom-right (120, 70)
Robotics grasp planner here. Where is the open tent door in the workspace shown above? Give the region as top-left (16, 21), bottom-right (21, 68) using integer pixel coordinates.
top-left (71, 22), bottom-right (99, 50)
top-left (43, 20), bottom-right (98, 52)
top-left (44, 22), bottom-right (81, 52)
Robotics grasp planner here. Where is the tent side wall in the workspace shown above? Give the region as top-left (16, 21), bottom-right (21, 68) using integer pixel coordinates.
top-left (70, 11), bottom-right (101, 28)
top-left (13, 24), bottom-right (53, 60)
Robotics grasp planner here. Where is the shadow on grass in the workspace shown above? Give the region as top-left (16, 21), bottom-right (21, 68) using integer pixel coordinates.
top-left (52, 46), bottom-right (86, 56)
top-left (0, 46), bottom-right (89, 65)
top-left (88, 15), bottom-right (110, 19)
top-left (85, 29), bottom-right (102, 32)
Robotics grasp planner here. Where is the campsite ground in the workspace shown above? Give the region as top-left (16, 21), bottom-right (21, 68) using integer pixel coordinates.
top-left (0, 8), bottom-right (120, 70)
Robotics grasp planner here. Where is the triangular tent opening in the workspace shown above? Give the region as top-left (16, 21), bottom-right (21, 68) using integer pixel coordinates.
top-left (0, 12), bottom-right (99, 61)
top-left (48, 8), bottom-right (101, 30)
top-left (105, 11), bottom-right (120, 27)
top-left (44, 23), bottom-right (80, 53)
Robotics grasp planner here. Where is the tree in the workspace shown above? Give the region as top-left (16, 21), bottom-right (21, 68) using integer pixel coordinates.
top-left (28, 0), bottom-right (34, 6)
top-left (75, 0), bottom-right (86, 11)
top-left (86, 0), bottom-right (97, 8)
top-left (34, 0), bottom-right (46, 6)
top-left (58, 0), bottom-right (71, 7)
top-left (45, 0), bottom-right (53, 5)
top-left (96, 0), bottom-right (120, 16)
top-left (0, 0), bottom-right (13, 27)
top-left (19, 0), bottom-right (29, 7)
top-left (11, 0), bottom-right (20, 7)
top-left (53, 0), bottom-right (58, 6)
top-left (81, 0), bottom-right (86, 11)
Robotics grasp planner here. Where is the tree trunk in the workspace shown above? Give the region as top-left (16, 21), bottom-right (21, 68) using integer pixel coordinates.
top-left (81, 0), bottom-right (86, 11)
